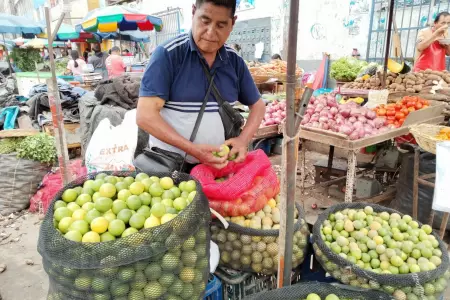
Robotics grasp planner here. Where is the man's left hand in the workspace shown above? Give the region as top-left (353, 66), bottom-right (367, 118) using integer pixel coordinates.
top-left (224, 137), bottom-right (248, 163)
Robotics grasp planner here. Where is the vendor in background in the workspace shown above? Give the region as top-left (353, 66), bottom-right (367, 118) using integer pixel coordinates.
top-left (66, 50), bottom-right (86, 82)
top-left (105, 46), bottom-right (126, 79)
top-left (414, 12), bottom-right (450, 71)
top-left (137, 0), bottom-right (265, 169)
top-left (83, 48), bottom-right (90, 62)
top-left (88, 44), bottom-right (108, 78)
top-left (122, 49), bottom-right (133, 56)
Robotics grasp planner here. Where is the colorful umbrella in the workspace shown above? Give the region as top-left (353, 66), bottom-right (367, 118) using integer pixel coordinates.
top-left (96, 30), bottom-right (150, 42)
top-left (0, 13), bottom-right (43, 34)
top-left (38, 23), bottom-right (96, 41)
top-left (75, 6), bottom-right (163, 33)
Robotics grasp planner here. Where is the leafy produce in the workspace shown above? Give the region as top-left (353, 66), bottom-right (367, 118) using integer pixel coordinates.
top-left (262, 100), bottom-right (286, 126)
top-left (343, 69), bottom-right (450, 93)
top-left (314, 205), bottom-right (450, 300)
top-left (211, 196), bottom-right (309, 274)
top-left (53, 173), bottom-right (195, 242)
top-left (374, 96), bottom-right (429, 127)
top-left (0, 137), bottom-right (24, 154)
top-left (17, 133), bottom-right (56, 164)
top-left (330, 57), bottom-right (368, 82)
top-left (301, 93), bottom-right (391, 139)
top-left (10, 47), bottom-right (42, 72)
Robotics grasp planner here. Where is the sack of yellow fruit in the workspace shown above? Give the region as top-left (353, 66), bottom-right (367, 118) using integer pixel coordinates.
top-left (436, 127), bottom-right (450, 140)
top-left (39, 171), bottom-right (211, 300)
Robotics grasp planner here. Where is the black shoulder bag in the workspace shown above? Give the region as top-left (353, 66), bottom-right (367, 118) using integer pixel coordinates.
top-left (200, 61), bottom-right (245, 140)
top-left (133, 70), bottom-right (217, 174)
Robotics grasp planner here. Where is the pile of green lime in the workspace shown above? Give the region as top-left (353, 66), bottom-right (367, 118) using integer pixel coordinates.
top-left (211, 196), bottom-right (309, 274)
top-left (304, 294), bottom-right (341, 300)
top-left (45, 226), bottom-right (208, 300)
top-left (52, 173), bottom-right (197, 243)
top-left (314, 205), bottom-right (450, 300)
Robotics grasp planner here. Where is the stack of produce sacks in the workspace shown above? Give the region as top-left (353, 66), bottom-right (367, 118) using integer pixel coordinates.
top-left (211, 199), bottom-right (309, 275)
top-left (312, 203), bottom-right (450, 300)
top-left (246, 281), bottom-right (394, 300)
top-left (38, 172), bottom-right (210, 300)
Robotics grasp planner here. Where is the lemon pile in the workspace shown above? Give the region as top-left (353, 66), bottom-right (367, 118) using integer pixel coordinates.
top-left (53, 173), bottom-right (197, 243)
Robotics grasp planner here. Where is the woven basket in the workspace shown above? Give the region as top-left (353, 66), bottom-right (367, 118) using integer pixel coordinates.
top-left (409, 124), bottom-right (450, 154)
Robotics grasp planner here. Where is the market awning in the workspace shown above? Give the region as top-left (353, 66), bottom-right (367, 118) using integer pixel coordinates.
top-left (0, 13), bottom-right (43, 34)
top-left (95, 30), bottom-right (150, 42)
top-left (21, 38), bottom-right (68, 49)
top-left (37, 22), bottom-right (96, 41)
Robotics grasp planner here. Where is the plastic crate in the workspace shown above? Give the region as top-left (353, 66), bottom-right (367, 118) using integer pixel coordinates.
top-left (204, 274), bottom-right (223, 300)
top-left (214, 267), bottom-right (276, 300)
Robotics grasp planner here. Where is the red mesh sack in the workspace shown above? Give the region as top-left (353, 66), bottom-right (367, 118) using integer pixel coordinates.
top-left (190, 150), bottom-right (279, 217)
top-left (29, 160), bottom-right (87, 214)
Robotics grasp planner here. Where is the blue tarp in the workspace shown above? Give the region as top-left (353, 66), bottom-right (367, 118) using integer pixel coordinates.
top-left (0, 13), bottom-right (43, 34)
top-left (95, 31), bottom-right (150, 42)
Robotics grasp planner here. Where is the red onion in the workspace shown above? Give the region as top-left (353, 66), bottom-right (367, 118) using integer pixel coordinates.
top-left (349, 117), bottom-right (357, 123)
top-left (349, 132), bottom-right (360, 140)
top-left (339, 124), bottom-right (353, 136)
top-left (322, 123), bottom-right (330, 130)
top-left (340, 109), bottom-right (351, 118)
top-left (330, 107), bottom-right (338, 116)
top-left (358, 128), bottom-right (366, 139)
top-left (311, 122), bottom-right (319, 128)
top-left (358, 116), bottom-right (367, 123)
top-left (319, 116), bottom-right (328, 123)
top-left (353, 121), bottom-right (363, 128)
top-left (374, 118), bottom-right (385, 129)
top-left (366, 110), bottom-right (377, 120)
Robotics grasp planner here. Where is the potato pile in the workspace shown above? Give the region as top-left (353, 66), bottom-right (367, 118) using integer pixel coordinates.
top-left (342, 70), bottom-right (450, 93)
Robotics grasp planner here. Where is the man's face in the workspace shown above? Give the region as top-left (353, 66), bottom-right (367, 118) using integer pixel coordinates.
top-left (192, 2), bottom-right (236, 55)
top-left (435, 15), bottom-right (450, 29)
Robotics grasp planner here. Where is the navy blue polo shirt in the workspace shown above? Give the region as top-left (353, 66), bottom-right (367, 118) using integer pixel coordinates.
top-left (139, 32), bottom-right (260, 162)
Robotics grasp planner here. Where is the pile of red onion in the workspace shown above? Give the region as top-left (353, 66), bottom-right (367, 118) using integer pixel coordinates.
top-left (300, 93), bottom-right (392, 140)
top-left (261, 100), bottom-right (286, 127)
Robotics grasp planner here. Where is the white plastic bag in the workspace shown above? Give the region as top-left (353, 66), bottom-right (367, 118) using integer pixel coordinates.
top-left (433, 141), bottom-right (450, 213)
top-left (85, 109), bottom-right (138, 173)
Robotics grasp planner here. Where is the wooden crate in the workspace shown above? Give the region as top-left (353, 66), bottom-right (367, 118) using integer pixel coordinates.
top-left (43, 123), bottom-right (81, 149)
top-left (0, 129), bottom-right (39, 138)
top-left (254, 125), bottom-right (280, 139)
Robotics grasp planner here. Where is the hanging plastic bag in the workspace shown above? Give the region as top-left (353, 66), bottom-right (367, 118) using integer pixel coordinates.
top-left (191, 150), bottom-right (279, 217)
top-left (0, 106), bottom-right (19, 129)
top-left (85, 109), bottom-right (138, 173)
top-left (433, 141), bottom-right (450, 213)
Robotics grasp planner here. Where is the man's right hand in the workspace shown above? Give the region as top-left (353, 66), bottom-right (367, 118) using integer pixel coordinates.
top-left (434, 25), bottom-right (448, 37)
top-left (192, 144), bottom-right (228, 169)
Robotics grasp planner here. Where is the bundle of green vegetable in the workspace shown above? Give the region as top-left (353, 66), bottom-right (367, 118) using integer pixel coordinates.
top-left (330, 57), bottom-right (368, 82)
top-left (0, 138), bottom-right (24, 154)
top-left (17, 134), bottom-right (56, 164)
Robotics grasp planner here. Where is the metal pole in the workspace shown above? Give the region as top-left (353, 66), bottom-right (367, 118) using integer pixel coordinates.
top-left (383, 0), bottom-right (395, 78)
top-left (2, 34), bottom-right (13, 75)
top-left (45, 7), bottom-right (71, 185)
top-left (277, 0), bottom-right (300, 288)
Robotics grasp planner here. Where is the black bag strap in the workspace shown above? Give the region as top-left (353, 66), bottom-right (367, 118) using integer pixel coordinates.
top-left (188, 69), bottom-right (217, 142)
top-left (200, 60), bottom-right (226, 106)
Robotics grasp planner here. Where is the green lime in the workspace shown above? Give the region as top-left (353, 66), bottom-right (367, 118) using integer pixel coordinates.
top-left (53, 200), bottom-right (67, 210)
top-left (122, 227), bottom-right (138, 238)
top-left (108, 219), bottom-right (126, 237)
top-left (95, 197), bottom-right (113, 213)
top-left (139, 192), bottom-right (152, 206)
top-left (62, 189), bottom-right (78, 203)
top-left (117, 209), bottom-right (133, 224)
top-left (85, 209), bottom-right (102, 224)
top-left (54, 207), bottom-right (72, 222)
top-left (129, 213), bottom-right (146, 229)
top-left (143, 282), bottom-right (165, 299)
top-left (127, 195), bottom-right (142, 210)
top-left (144, 263), bottom-right (162, 281)
top-left (100, 232), bottom-right (116, 242)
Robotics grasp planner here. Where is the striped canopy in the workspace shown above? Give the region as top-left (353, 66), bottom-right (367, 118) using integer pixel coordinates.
top-left (37, 23), bottom-right (96, 41)
top-left (76, 6), bottom-right (163, 33)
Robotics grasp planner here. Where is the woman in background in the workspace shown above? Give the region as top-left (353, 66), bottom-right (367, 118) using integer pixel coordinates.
top-left (67, 50), bottom-right (86, 82)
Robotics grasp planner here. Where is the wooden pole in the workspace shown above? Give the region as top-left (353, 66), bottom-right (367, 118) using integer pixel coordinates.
top-left (45, 7), bottom-right (71, 185)
top-left (277, 0), bottom-right (300, 288)
top-left (383, 0), bottom-right (395, 81)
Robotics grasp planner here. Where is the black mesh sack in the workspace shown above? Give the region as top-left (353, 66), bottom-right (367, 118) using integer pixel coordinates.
top-left (246, 281), bottom-right (395, 300)
top-left (211, 203), bottom-right (309, 275)
top-left (312, 203), bottom-right (450, 300)
top-left (38, 171), bottom-right (211, 300)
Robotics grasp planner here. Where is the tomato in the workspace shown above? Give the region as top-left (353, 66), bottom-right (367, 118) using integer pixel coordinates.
top-left (387, 119), bottom-right (395, 125)
top-left (408, 107), bottom-right (416, 113)
top-left (400, 108), bottom-right (409, 115)
top-left (387, 116), bottom-right (396, 121)
top-left (423, 100), bottom-right (429, 106)
top-left (377, 108), bottom-right (387, 116)
top-left (395, 103), bottom-right (403, 111)
top-left (406, 101), bottom-right (416, 108)
top-left (395, 112), bottom-right (405, 120)
top-left (386, 109), bottom-right (396, 117)
top-left (422, 105), bottom-right (429, 109)
top-left (415, 102), bottom-right (423, 110)
top-left (394, 121), bottom-right (400, 128)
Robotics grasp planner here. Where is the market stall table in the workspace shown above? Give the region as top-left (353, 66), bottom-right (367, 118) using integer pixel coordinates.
top-left (298, 113), bottom-right (445, 203)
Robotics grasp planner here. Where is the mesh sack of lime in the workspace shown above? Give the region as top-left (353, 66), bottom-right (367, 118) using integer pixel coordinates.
top-left (210, 199), bottom-right (309, 275)
top-left (246, 281), bottom-right (395, 300)
top-left (38, 171), bottom-right (211, 300)
top-left (312, 203), bottom-right (450, 300)
top-left (191, 149), bottom-right (280, 217)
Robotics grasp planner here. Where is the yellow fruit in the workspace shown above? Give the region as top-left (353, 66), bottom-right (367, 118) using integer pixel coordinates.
top-left (244, 220), bottom-right (251, 227)
top-left (267, 199), bottom-right (276, 208)
top-left (72, 209), bottom-right (87, 221)
top-left (144, 215), bottom-right (161, 228)
top-left (161, 214), bottom-right (177, 224)
top-left (91, 217), bottom-right (109, 234)
top-left (82, 231), bottom-right (101, 243)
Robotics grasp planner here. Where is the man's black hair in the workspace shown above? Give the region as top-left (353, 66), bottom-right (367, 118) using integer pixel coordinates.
top-left (195, 0), bottom-right (237, 17)
top-left (272, 53), bottom-right (282, 60)
top-left (435, 11), bottom-right (450, 23)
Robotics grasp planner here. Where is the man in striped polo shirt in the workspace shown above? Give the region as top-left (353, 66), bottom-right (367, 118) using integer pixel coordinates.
top-left (137, 0), bottom-right (265, 170)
